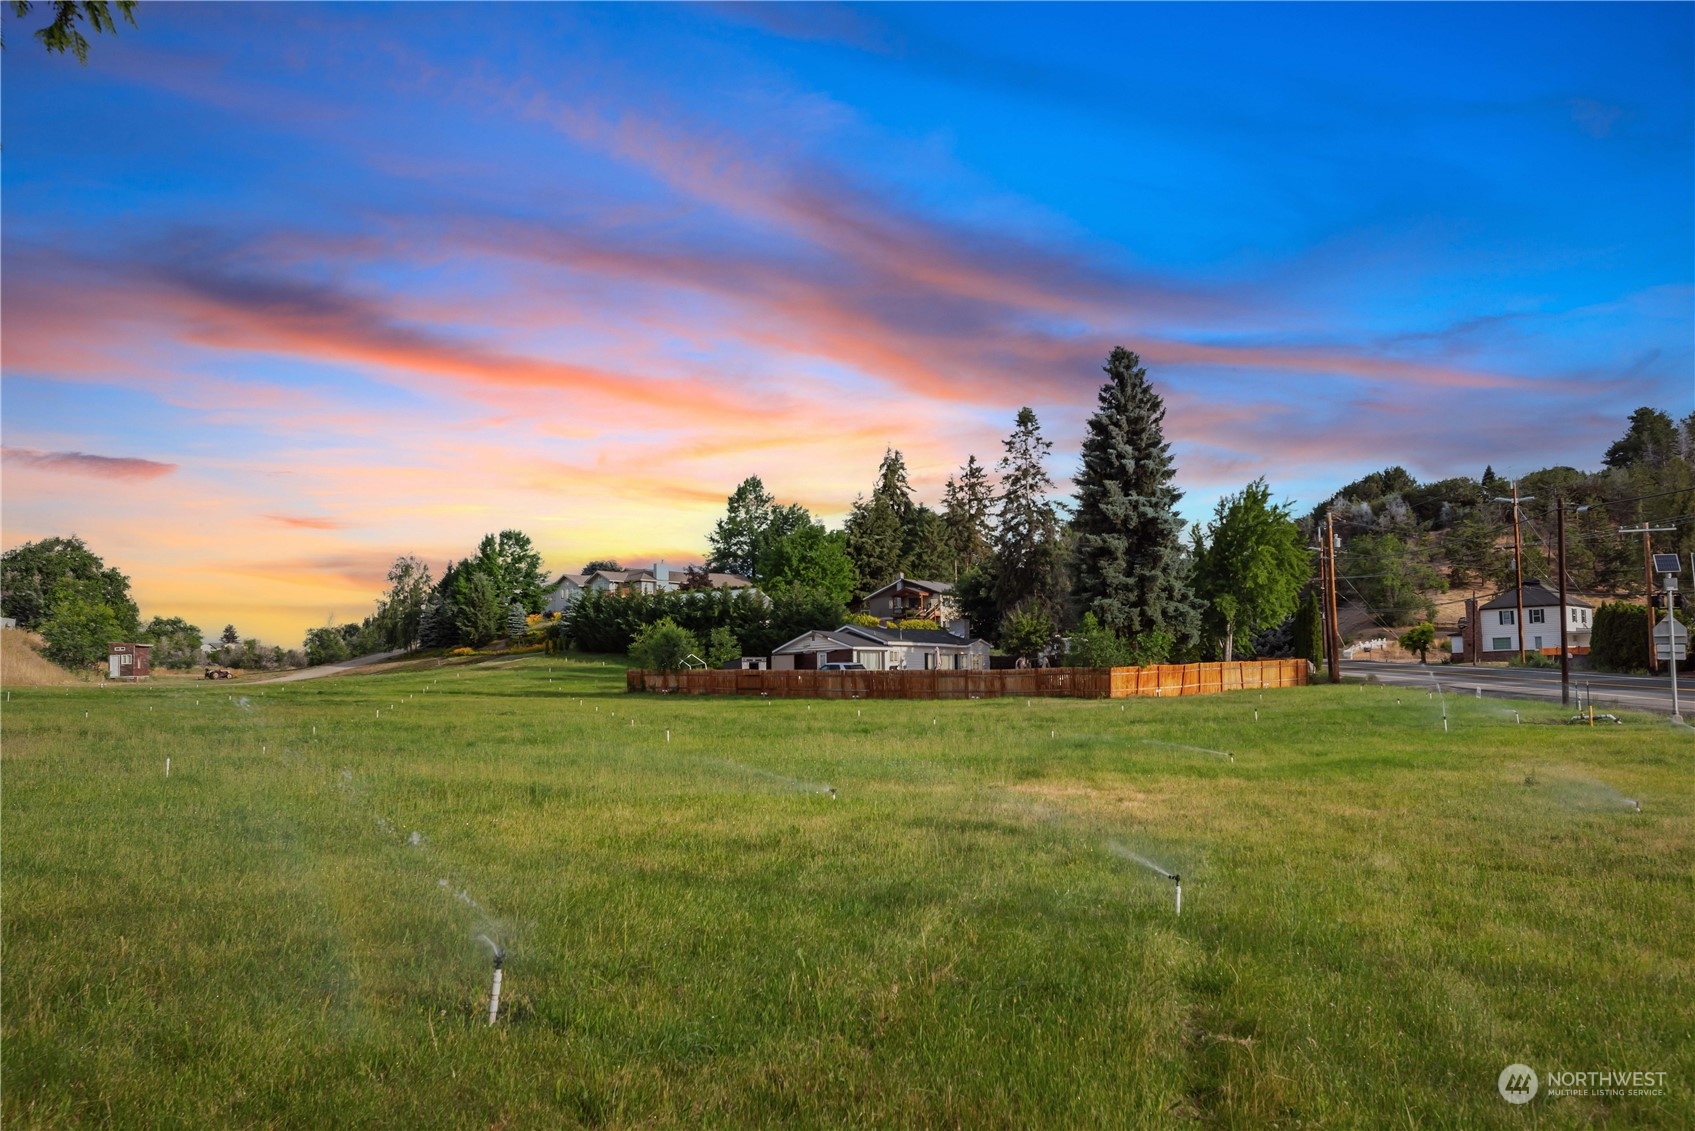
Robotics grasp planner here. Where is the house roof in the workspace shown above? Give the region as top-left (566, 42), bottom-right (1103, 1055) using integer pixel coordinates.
top-left (837, 624), bottom-right (982, 647)
top-left (1478, 580), bottom-right (1593, 611)
top-left (862, 575), bottom-right (954, 599)
top-left (770, 629), bottom-right (869, 654)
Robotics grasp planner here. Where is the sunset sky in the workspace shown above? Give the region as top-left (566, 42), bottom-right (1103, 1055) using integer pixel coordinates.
top-left (3, 2), bottom-right (1691, 647)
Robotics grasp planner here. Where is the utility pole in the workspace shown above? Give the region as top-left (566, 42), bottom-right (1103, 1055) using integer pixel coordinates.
top-left (1325, 511), bottom-right (1342, 683)
top-left (1491, 485), bottom-right (1535, 664)
top-left (1620, 523), bottom-right (1676, 673)
top-left (1557, 498), bottom-right (1569, 706)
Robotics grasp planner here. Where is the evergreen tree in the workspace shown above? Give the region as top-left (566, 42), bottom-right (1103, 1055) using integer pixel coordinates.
top-left (904, 505), bottom-right (954, 581)
top-left (941, 455), bottom-right (995, 580)
top-left (1603, 407), bottom-right (1679, 469)
top-left (843, 449), bottom-right (917, 599)
top-left (418, 590), bottom-right (456, 649)
top-left (991, 407), bottom-right (1062, 622)
top-left (452, 570), bottom-right (505, 646)
top-left (1292, 591), bottom-right (1323, 666)
top-left (1068, 348), bottom-right (1201, 650)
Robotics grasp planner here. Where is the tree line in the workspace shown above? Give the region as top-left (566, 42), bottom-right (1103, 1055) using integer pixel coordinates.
top-left (581, 347), bottom-right (1313, 667)
top-left (0, 536), bottom-right (304, 671)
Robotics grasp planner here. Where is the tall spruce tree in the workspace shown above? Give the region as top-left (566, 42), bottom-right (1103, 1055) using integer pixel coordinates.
top-left (1069, 347), bottom-right (1201, 650)
top-left (992, 407), bottom-right (1062, 620)
top-left (941, 455), bottom-right (995, 581)
top-left (843, 449), bottom-right (918, 598)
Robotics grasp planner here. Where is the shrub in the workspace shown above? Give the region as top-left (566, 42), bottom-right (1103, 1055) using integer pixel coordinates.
top-left (704, 626), bottom-right (741, 668)
top-left (448, 646), bottom-right (477, 657)
top-left (1590, 601), bottom-right (1649, 673)
top-left (629, 618), bottom-right (699, 672)
top-left (894, 618), bottom-right (940, 631)
top-left (845, 612), bottom-right (882, 628)
top-left (1122, 629), bottom-right (1175, 668)
top-left (1066, 613), bottom-right (1131, 668)
top-left (1000, 605), bottom-right (1055, 665)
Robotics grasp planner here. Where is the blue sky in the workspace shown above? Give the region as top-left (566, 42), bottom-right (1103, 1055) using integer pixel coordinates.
top-left (3, 2), bottom-right (1691, 642)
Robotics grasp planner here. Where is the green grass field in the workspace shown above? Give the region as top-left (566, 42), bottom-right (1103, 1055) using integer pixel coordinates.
top-left (4, 656), bottom-right (1691, 1129)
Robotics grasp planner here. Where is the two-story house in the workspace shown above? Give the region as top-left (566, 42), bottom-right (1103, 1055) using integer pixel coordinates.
top-left (1451, 579), bottom-right (1593, 661)
top-left (543, 562), bottom-right (753, 613)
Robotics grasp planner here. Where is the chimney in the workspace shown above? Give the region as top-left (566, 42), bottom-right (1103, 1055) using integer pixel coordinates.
top-left (654, 560), bottom-right (670, 584)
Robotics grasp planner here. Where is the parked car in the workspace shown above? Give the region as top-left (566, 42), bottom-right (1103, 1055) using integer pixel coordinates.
top-left (818, 662), bottom-right (867, 671)
top-left (204, 667), bottom-right (233, 679)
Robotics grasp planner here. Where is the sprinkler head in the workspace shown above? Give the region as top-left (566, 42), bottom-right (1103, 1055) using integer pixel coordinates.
top-left (1628, 799), bottom-right (1641, 812)
top-left (492, 950), bottom-right (504, 970)
top-left (826, 787), bottom-right (838, 800)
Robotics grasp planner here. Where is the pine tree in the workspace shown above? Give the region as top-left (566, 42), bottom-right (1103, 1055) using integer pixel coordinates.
top-left (941, 455), bottom-right (995, 580)
top-left (843, 449), bottom-right (917, 598)
top-left (992, 407), bottom-right (1061, 620)
top-left (1069, 348), bottom-right (1201, 650)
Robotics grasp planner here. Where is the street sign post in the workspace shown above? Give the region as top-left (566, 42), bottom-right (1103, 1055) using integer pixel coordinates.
top-left (1654, 614), bottom-right (1687, 721)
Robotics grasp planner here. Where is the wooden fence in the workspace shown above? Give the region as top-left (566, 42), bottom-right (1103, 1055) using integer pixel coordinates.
top-left (627, 659), bottom-right (1307, 699)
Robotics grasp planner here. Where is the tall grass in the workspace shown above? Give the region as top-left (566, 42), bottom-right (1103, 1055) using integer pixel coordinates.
top-left (3, 658), bottom-right (1690, 1128)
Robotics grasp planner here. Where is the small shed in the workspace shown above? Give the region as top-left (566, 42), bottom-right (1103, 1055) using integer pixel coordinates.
top-left (107, 642), bottom-right (152, 680)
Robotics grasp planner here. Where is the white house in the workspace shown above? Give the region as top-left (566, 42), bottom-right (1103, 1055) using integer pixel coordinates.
top-left (1455, 580), bottom-right (1593, 660)
top-left (770, 623), bottom-right (991, 671)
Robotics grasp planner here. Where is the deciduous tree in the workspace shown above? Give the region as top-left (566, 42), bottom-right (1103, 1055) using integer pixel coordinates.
top-left (1193, 478), bottom-right (1310, 661)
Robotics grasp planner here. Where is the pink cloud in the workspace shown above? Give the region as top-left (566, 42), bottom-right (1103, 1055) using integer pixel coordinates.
top-left (1, 448), bottom-right (178, 480)
top-left (265, 514), bottom-right (348, 530)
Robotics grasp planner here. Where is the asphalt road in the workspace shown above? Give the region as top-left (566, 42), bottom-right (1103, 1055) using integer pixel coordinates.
top-left (1343, 659), bottom-right (1695, 718)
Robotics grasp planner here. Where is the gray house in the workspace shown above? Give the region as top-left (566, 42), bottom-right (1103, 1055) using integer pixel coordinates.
top-left (771, 623), bottom-right (990, 671)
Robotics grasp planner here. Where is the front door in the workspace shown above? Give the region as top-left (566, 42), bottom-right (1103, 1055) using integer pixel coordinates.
top-left (109, 655), bottom-right (122, 678)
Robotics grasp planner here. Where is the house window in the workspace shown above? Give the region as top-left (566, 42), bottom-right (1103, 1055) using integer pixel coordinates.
top-left (1533, 636), bottom-right (1543, 650)
top-left (1500, 610), bottom-right (1514, 625)
top-left (1529, 608), bottom-right (1545, 624)
top-left (1491, 637), bottom-right (1513, 651)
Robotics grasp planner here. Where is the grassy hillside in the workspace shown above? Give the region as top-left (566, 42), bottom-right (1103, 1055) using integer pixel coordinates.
top-left (3, 655), bottom-right (1690, 1128)
top-left (0, 629), bottom-right (78, 687)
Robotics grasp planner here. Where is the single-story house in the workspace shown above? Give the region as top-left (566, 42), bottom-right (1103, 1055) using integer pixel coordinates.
top-left (771, 623), bottom-right (991, 671)
top-left (1451, 580), bottom-right (1594, 661)
top-left (544, 562), bottom-right (753, 613)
